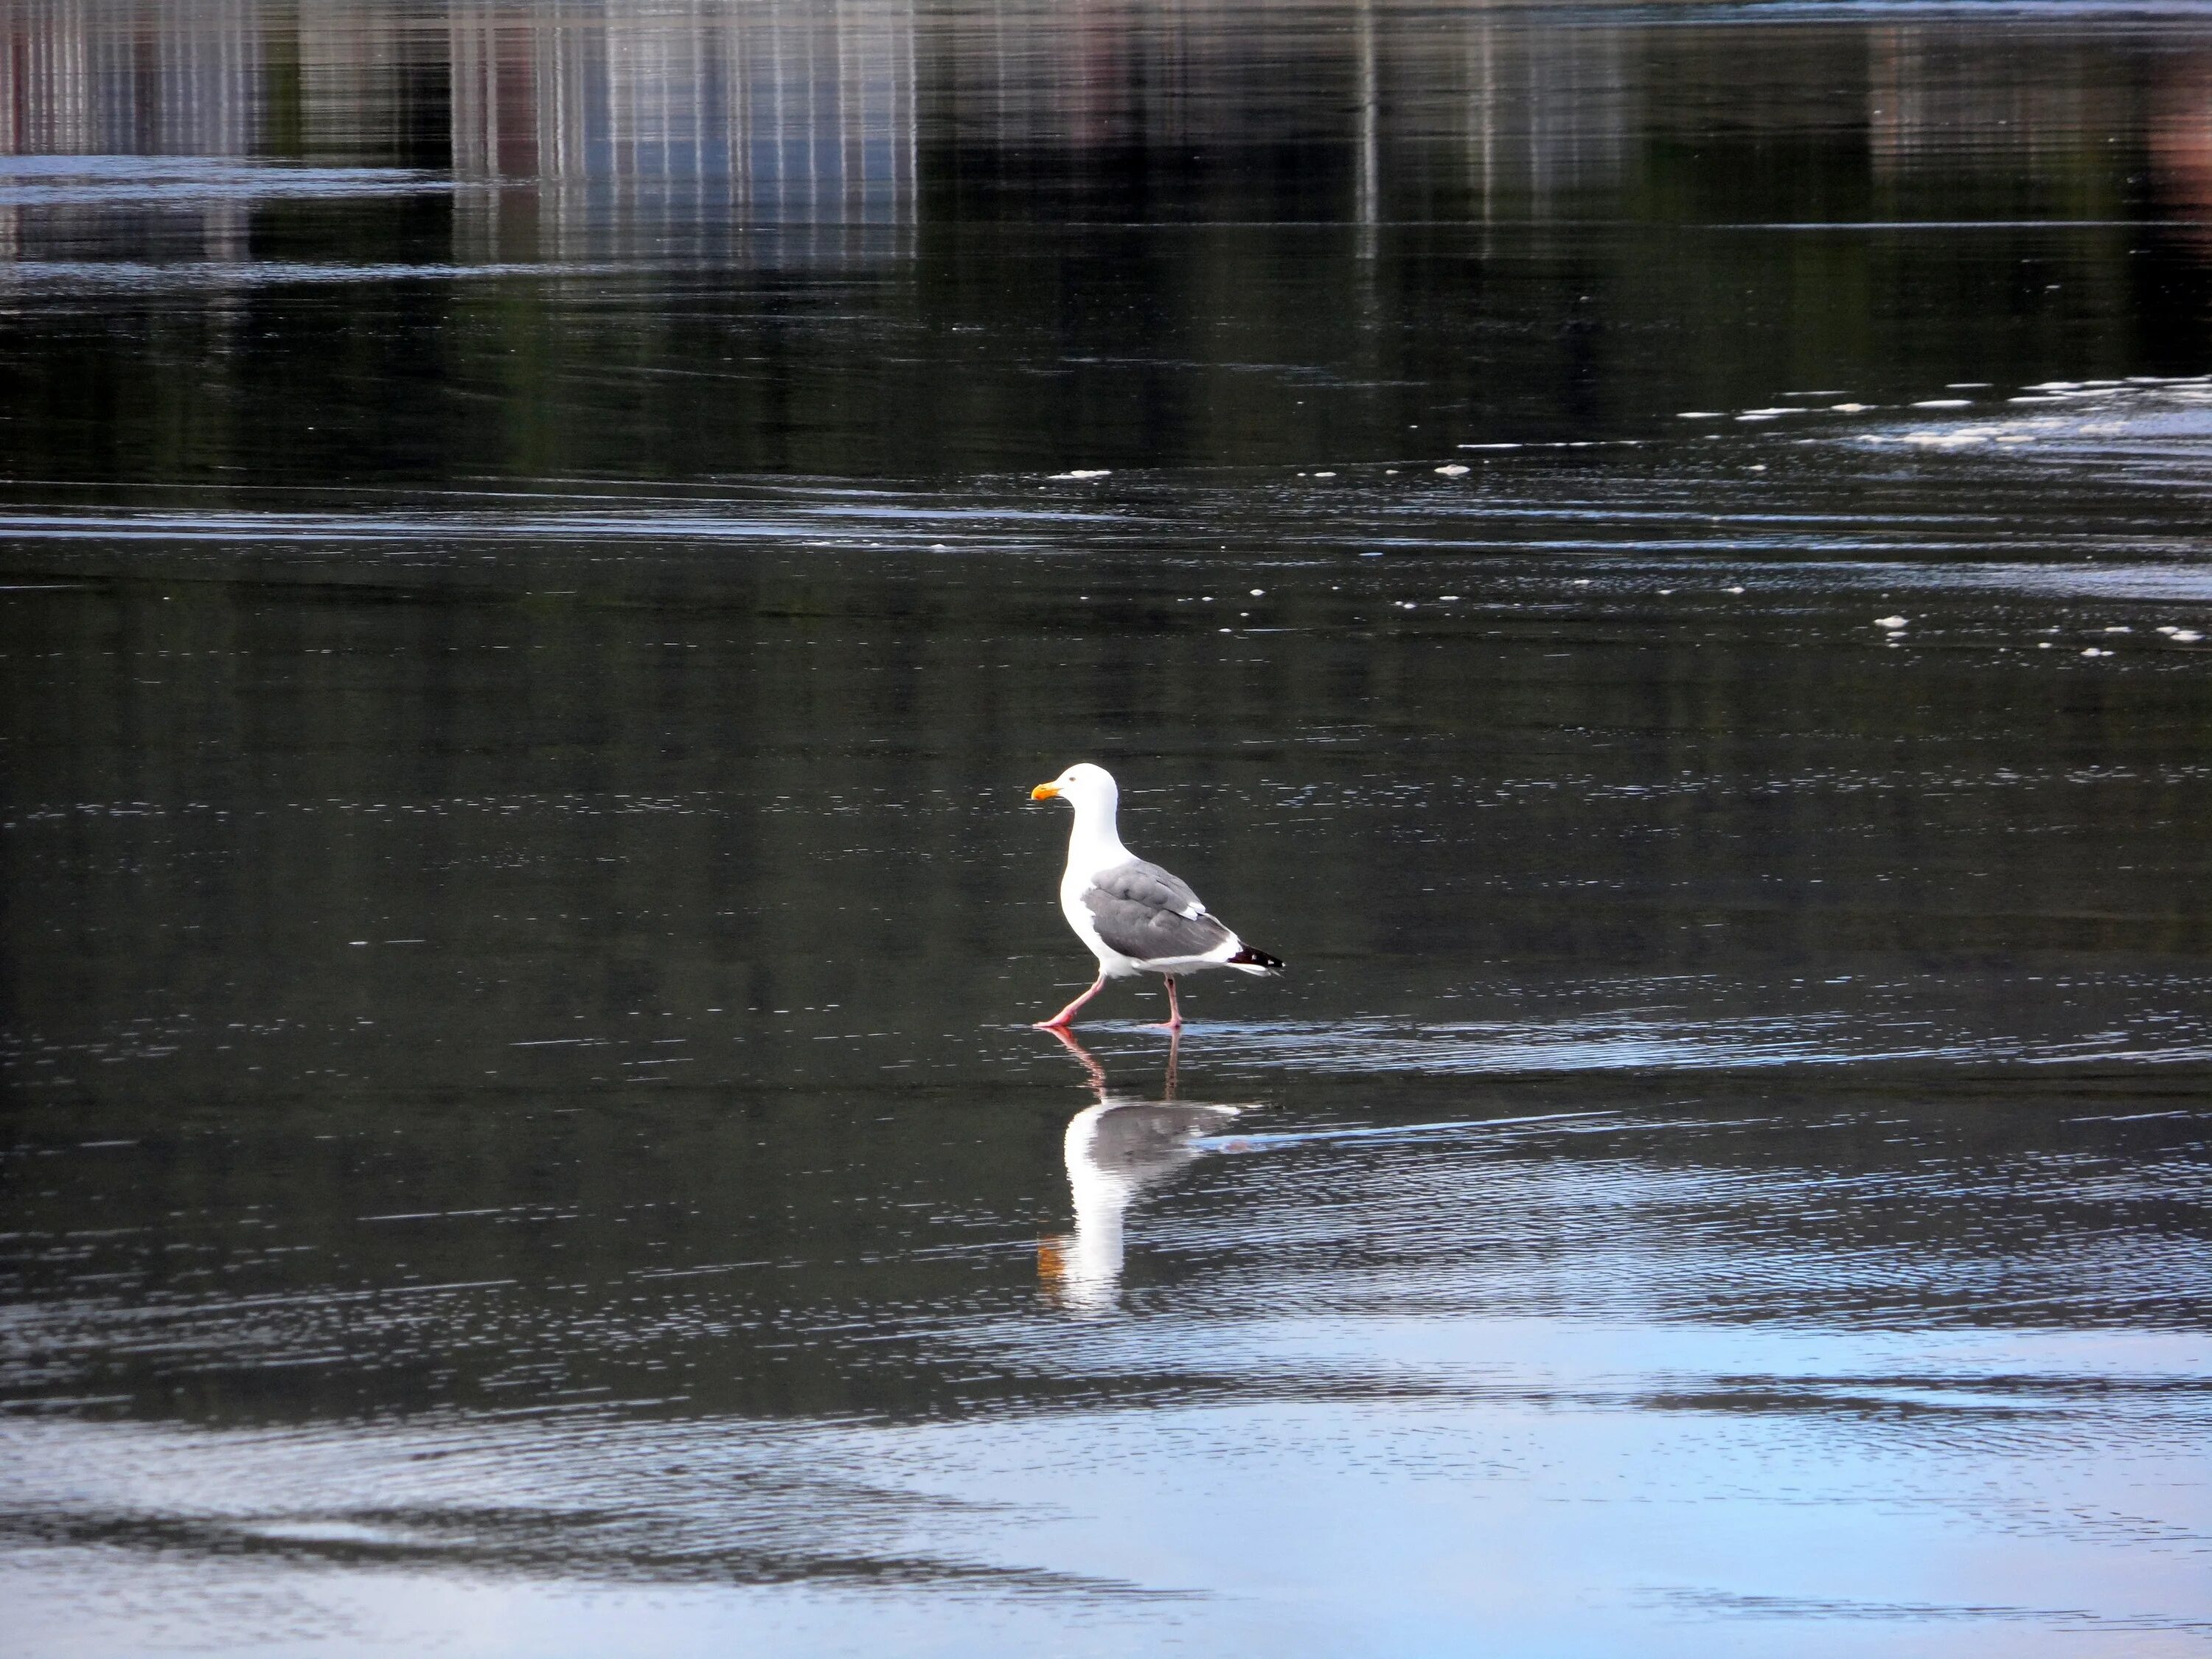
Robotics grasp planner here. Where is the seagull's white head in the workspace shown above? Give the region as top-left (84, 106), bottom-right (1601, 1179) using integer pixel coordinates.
top-left (1031, 762), bottom-right (1118, 815)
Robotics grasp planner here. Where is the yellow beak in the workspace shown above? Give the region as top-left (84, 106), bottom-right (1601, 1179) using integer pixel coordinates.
top-left (1031, 782), bottom-right (1061, 800)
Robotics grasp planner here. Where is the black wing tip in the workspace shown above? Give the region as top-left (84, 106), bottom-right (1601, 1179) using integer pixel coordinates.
top-left (1228, 946), bottom-right (1286, 972)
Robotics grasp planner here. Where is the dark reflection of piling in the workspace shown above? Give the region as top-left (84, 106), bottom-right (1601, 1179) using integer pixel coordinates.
top-left (445, 0), bottom-right (919, 268)
top-left (1035, 1029), bottom-right (1247, 1315)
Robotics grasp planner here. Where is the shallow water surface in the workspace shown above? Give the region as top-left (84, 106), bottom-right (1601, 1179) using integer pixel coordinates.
top-left (3, 2), bottom-right (2211, 1654)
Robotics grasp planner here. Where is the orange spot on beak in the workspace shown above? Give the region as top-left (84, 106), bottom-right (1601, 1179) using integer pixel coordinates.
top-left (1031, 782), bottom-right (1060, 800)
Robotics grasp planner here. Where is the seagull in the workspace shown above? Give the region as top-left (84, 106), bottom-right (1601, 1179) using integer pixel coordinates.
top-left (1028, 762), bottom-right (1284, 1030)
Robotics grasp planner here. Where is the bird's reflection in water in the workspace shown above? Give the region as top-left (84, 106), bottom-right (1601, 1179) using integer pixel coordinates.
top-left (1037, 1029), bottom-right (1251, 1314)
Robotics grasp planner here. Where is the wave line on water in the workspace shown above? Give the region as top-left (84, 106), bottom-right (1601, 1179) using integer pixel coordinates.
top-left (1091, 1012), bottom-right (2212, 1077)
top-left (0, 499), bottom-right (1123, 546)
top-left (1193, 1107), bottom-right (1621, 1152)
top-left (1162, 1017), bottom-right (1984, 1074)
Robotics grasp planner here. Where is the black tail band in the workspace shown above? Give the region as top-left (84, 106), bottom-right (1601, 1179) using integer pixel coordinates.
top-left (1228, 946), bottom-right (1286, 971)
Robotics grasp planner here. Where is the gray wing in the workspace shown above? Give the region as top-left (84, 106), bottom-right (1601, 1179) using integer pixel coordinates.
top-left (1083, 858), bottom-right (1234, 963)
top-left (1085, 1103), bottom-right (1241, 1187)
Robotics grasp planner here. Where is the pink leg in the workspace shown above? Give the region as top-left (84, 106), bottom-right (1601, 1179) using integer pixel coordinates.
top-left (1036, 968), bottom-right (1109, 1030)
top-left (1162, 975), bottom-right (1183, 1032)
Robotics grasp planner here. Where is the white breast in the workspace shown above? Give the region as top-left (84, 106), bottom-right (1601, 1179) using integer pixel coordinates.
top-left (1060, 864), bottom-right (1145, 977)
